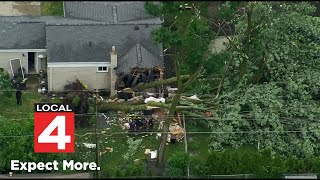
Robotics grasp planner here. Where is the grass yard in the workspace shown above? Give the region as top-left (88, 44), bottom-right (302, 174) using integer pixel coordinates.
top-left (0, 91), bottom-right (42, 120)
top-left (0, 91), bottom-right (212, 176)
top-left (40, 1), bottom-right (64, 16)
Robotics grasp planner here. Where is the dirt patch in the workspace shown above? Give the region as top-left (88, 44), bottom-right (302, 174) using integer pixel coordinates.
top-left (25, 74), bottom-right (40, 91)
top-left (0, 1), bottom-right (40, 16)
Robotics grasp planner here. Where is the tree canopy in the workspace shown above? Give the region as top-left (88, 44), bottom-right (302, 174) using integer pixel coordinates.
top-left (208, 1), bottom-right (320, 158)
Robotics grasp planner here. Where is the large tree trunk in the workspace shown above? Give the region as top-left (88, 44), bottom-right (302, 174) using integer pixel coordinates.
top-left (156, 93), bottom-right (181, 168)
top-left (97, 100), bottom-right (206, 112)
top-left (132, 75), bottom-right (190, 91)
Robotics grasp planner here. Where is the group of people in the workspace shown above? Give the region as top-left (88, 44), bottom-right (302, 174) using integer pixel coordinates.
top-left (127, 115), bottom-right (154, 132)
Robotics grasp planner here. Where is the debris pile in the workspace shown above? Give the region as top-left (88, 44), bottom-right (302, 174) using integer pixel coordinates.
top-left (116, 67), bottom-right (164, 90)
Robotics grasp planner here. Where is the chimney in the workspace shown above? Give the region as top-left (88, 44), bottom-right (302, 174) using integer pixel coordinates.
top-left (110, 46), bottom-right (117, 67)
top-left (110, 46), bottom-right (117, 96)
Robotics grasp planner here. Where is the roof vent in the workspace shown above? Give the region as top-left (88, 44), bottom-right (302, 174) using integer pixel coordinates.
top-left (134, 26), bottom-right (139, 30)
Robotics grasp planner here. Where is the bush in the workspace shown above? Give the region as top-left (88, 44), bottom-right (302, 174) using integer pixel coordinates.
top-left (165, 152), bottom-right (189, 177)
top-left (203, 148), bottom-right (320, 178)
top-left (0, 71), bottom-right (13, 98)
top-left (72, 95), bottom-right (81, 107)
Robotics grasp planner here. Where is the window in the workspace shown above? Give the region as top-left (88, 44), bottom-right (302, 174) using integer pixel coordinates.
top-left (97, 66), bottom-right (108, 72)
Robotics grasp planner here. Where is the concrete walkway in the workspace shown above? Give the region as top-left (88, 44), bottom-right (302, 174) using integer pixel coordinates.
top-left (0, 1), bottom-right (41, 16)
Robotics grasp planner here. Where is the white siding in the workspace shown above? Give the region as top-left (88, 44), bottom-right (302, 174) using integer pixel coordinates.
top-left (48, 66), bottom-right (110, 91)
top-left (0, 52), bottom-right (28, 77)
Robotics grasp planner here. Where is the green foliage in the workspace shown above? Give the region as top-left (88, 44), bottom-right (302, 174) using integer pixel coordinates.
top-left (207, 1), bottom-right (320, 158)
top-left (87, 106), bottom-right (95, 126)
top-left (0, 116), bottom-right (65, 173)
top-left (144, 2), bottom-right (160, 16)
top-left (190, 148), bottom-right (320, 178)
top-left (122, 138), bottom-right (143, 161)
top-left (217, 1), bottom-right (244, 21)
top-left (102, 161), bottom-right (145, 178)
top-left (0, 71), bottom-right (13, 99)
top-left (147, 1), bottom-right (216, 75)
top-left (165, 152), bottom-right (189, 176)
top-left (72, 95), bottom-right (81, 107)
top-left (41, 1), bottom-right (64, 16)
top-left (50, 97), bottom-right (62, 103)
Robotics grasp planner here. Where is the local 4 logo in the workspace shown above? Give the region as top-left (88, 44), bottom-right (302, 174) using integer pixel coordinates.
top-left (34, 103), bottom-right (74, 153)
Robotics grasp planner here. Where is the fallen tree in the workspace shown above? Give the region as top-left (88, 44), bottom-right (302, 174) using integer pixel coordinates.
top-left (132, 75), bottom-right (190, 91)
top-left (97, 100), bottom-right (208, 112)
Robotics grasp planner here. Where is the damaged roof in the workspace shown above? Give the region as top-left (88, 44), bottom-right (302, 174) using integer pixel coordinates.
top-left (118, 43), bottom-right (163, 74)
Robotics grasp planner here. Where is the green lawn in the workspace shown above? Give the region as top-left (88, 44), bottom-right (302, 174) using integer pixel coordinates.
top-left (0, 91), bottom-right (212, 176)
top-left (0, 92), bottom-right (41, 120)
top-left (40, 1), bottom-right (64, 16)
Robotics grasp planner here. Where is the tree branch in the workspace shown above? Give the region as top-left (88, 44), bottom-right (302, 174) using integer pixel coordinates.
top-left (132, 75), bottom-right (190, 91)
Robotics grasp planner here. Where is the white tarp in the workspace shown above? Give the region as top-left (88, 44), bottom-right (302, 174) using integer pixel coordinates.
top-left (144, 97), bottom-right (166, 104)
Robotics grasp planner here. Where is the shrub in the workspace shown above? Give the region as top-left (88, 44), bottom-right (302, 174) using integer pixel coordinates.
top-left (72, 95), bottom-right (81, 107)
top-left (165, 152), bottom-right (189, 177)
top-left (0, 71), bottom-right (13, 98)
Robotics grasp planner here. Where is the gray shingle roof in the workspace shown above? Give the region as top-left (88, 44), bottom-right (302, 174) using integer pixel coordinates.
top-left (64, 1), bottom-right (157, 23)
top-left (0, 21), bottom-right (46, 49)
top-left (46, 24), bottom-right (163, 66)
top-left (118, 43), bottom-right (163, 74)
top-left (0, 16), bottom-right (162, 25)
top-left (0, 16), bottom-right (107, 25)
top-left (0, 15), bottom-right (162, 50)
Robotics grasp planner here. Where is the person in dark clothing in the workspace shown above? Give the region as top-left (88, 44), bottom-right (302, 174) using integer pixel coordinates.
top-left (141, 118), bottom-right (147, 130)
top-left (135, 119), bottom-right (143, 131)
top-left (16, 87), bottom-right (22, 106)
top-left (170, 134), bottom-right (177, 144)
top-left (148, 118), bottom-right (154, 130)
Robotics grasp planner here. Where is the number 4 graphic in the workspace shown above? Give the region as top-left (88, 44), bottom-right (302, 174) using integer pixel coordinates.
top-left (38, 116), bottom-right (71, 150)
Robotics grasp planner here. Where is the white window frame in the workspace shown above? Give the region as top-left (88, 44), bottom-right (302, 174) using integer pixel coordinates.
top-left (97, 66), bottom-right (108, 72)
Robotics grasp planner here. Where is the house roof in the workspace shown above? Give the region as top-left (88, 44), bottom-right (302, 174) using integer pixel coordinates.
top-left (118, 43), bottom-right (163, 74)
top-left (0, 16), bottom-right (162, 50)
top-left (46, 23), bottom-right (163, 67)
top-left (0, 20), bottom-right (46, 49)
top-left (64, 1), bottom-right (157, 23)
top-left (0, 16), bottom-right (162, 25)
top-left (0, 1), bottom-right (163, 73)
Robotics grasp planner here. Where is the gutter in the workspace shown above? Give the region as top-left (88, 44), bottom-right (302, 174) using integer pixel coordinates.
top-left (63, 1), bottom-right (65, 17)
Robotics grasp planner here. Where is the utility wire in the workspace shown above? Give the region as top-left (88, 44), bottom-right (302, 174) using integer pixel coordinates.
top-left (1, 130), bottom-right (320, 138)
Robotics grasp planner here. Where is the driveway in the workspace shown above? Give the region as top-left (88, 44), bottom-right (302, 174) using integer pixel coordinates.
top-left (0, 1), bottom-right (41, 16)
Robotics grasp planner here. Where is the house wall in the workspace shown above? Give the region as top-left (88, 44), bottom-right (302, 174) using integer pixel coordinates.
top-left (0, 52), bottom-right (28, 76)
top-left (48, 66), bottom-right (111, 91)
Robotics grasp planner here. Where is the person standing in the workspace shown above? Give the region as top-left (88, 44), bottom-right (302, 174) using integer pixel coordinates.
top-left (16, 85), bottom-right (22, 106)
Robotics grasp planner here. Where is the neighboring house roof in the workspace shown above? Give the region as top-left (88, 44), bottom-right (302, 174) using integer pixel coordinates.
top-left (0, 20), bottom-right (46, 49)
top-left (64, 1), bottom-right (157, 23)
top-left (0, 16), bottom-right (107, 25)
top-left (0, 16), bottom-right (162, 25)
top-left (46, 23), bottom-right (163, 69)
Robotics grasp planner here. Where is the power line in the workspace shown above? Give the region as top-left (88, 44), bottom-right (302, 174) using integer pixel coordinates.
top-left (1, 130), bottom-right (320, 138)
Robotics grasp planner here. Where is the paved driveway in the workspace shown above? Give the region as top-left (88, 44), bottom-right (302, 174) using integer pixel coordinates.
top-left (0, 1), bottom-right (41, 16)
